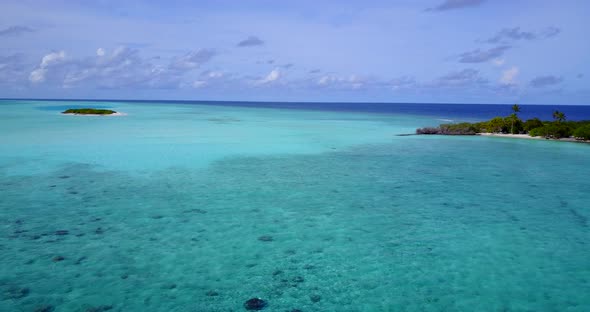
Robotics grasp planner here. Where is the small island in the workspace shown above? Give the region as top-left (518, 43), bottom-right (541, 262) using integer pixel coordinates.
top-left (416, 105), bottom-right (590, 142)
top-left (62, 108), bottom-right (120, 115)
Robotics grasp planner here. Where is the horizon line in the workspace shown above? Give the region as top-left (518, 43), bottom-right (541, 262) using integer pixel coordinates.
top-left (1, 97), bottom-right (589, 106)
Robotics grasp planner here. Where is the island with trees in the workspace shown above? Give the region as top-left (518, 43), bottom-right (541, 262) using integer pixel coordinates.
top-left (62, 108), bottom-right (120, 115)
top-left (416, 105), bottom-right (590, 142)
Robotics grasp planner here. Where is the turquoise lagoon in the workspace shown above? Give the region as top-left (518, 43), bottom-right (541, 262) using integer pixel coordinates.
top-left (0, 100), bottom-right (589, 311)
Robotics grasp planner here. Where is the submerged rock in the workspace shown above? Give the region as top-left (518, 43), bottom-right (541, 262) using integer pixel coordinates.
top-left (309, 294), bottom-right (321, 303)
top-left (55, 230), bottom-right (69, 236)
top-left (34, 305), bottom-right (55, 312)
top-left (5, 286), bottom-right (30, 299)
top-left (206, 290), bottom-right (219, 296)
top-left (161, 283), bottom-right (177, 289)
top-left (244, 298), bottom-right (267, 310)
top-left (292, 276), bottom-right (304, 283)
top-left (85, 305), bottom-right (113, 312)
top-left (258, 235), bottom-right (273, 242)
top-left (52, 256), bottom-right (65, 262)
top-left (183, 208), bottom-right (207, 214)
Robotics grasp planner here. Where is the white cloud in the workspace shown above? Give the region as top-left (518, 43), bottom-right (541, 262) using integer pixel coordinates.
top-left (189, 71), bottom-right (228, 89)
top-left (258, 68), bottom-right (280, 84)
top-left (192, 80), bottom-right (207, 88)
top-left (207, 71), bottom-right (223, 78)
top-left (29, 51), bottom-right (66, 83)
top-left (492, 58), bottom-right (505, 66)
top-left (500, 66), bottom-right (519, 85)
top-left (390, 76), bottom-right (416, 90)
top-left (29, 68), bottom-right (46, 83)
top-left (318, 75), bottom-right (331, 85)
top-left (170, 49), bottom-right (216, 71)
top-left (316, 74), bottom-right (364, 89)
top-left (27, 46), bottom-right (218, 89)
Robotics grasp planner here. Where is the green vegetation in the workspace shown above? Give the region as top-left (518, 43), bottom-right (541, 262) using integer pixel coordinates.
top-left (62, 108), bottom-right (117, 115)
top-left (416, 106), bottom-right (590, 141)
top-left (523, 118), bottom-right (543, 132)
top-left (573, 124), bottom-right (590, 140)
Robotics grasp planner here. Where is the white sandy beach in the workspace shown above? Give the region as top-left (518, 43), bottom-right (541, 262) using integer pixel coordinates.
top-left (62, 112), bottom-right (126, 116)
top-left (478, 133), bottom-right (544, 140)
top-left (478, 133), bottom-right (588, 143)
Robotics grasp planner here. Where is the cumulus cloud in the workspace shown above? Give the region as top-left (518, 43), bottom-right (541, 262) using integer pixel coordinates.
top-left (390, 76), bottom-right (416, 90)
top-left (500, 66), bottom-right (519, 85)
top-left (430, 68), bottom-right (488, 87)
top-left (427, 0), bottom-right (485, 11)
top-left (204, 70), bottom-right (224, 79)
top-left (316, 74), bottom-right (365, 89)
top-left (29, 51), bottom-right (66, 83)
top-left (257, 68), bottom-right (281, 84)
top-left (0, 25), bottom-right (35, 37)
top-left (28, 46), bottom-right (216, 89)
top-left (191, 70), bottom-right (227, 88)
top-left (192, 80), bottom-right (207, 88)
top-left (492, 58), bottom-right (505, 66)
top-left (237, 36), bottom-right (264, 47)
top-left (485, 26), bottom-right (561, 44)
top-left (530, 75), bottom-right (563, 88)
top-left (170, 49), bottom-right (216, 70)
top-left (458, 45), bottom-right (510, 63)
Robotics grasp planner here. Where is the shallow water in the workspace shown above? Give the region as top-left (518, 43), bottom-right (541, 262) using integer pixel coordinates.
top-left (1, 100), bottom-right (589, 311)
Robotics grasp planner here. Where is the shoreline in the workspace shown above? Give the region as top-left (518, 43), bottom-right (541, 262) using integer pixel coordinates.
top-left (61, 112), bottom-right (126, 116)
top-left (478, 132), bottom-right (589, 143)
top-left (406, 132), bottom-right (590, 144)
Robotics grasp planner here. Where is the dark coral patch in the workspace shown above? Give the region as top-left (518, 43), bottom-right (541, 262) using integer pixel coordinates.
top-left (34, 305), bottom-right (55, 312)
top-left (206, 290), bottom-right (219, 296)
top-left (4, 286), bottom-right (30, 299)
top-left (244, 298), bottom-right (267, 310)
top-left (310, 294), bottom-right (321, 303)
top-left (258, 235), bottom-right (273, 242)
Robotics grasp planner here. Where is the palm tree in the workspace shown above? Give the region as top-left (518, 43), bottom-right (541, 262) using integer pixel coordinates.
top-left (553, 110), bottom-right (566, 123)
top-left (510, 104), bottom-right (521, 134)
top-left (512, 104), bottom-right (521, 114)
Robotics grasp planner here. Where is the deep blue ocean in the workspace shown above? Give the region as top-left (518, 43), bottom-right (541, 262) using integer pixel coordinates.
top-left (14, 99), bottom-right (590, 121)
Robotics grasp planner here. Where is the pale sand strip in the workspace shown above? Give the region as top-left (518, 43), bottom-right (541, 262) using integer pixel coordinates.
top-left (478, 133), bottom-right (588, 143)
top-left (478, 133), bottom-right (543, 140)
top-left (62, 112), bottom-right (126, 116)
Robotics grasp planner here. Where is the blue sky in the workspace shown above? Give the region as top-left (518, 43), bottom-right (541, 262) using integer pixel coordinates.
top-left (0, 0), bottom-right (588, 104)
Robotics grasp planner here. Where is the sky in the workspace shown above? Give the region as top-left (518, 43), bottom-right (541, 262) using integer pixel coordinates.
top-left (0, 0), bottom-right (589, 104)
